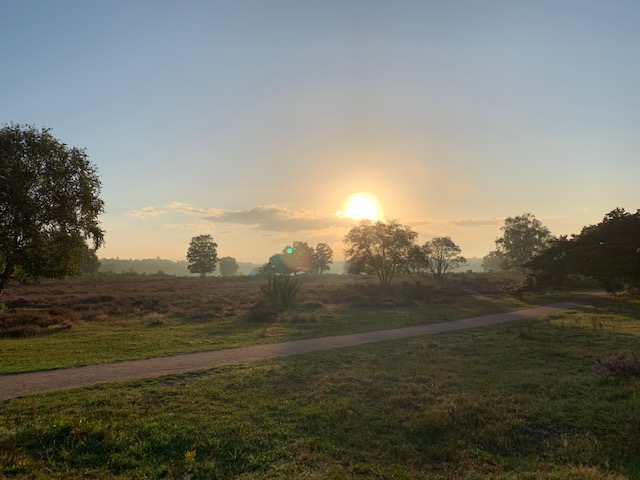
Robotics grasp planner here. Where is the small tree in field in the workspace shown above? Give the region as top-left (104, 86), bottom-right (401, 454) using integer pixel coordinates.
top-left (0, 124), bottom-right (105, 295)
top-left (418, 236), bottom-right (466, 279)
top-left (187, 235), bottom-right (218, 277)
top-left (311, 242), bottom-right (333, 275)
top-left (344, 220), bottom-right (418, 285)
top-left (219, 256), bottom-right (239, 277)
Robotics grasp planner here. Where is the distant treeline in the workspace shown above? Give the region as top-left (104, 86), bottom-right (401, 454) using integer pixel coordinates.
top-left (98, 258), bottom-right (260, 276)
top-left (98, 257), bottom-right (483, 277)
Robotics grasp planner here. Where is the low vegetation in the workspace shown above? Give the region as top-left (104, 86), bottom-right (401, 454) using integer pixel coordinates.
top-left (1, 294), bottom-right (638, 478)
top-left (0, 272), bottom-right (582, 373)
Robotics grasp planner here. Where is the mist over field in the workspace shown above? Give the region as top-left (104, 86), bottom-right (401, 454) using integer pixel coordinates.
top-left (96, 257), bottom-right (486, 276)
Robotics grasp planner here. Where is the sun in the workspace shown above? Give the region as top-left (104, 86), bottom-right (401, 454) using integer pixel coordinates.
top-left (339, 192), bottom-right (383, 221)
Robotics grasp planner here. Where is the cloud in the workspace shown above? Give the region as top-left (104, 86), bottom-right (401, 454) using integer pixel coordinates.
top-left (167, 202), bottom-right (224, 216)
top-left (128, 201), bottom-right (347, 233)
top-left (204, 204), bottom-right (344, 232)
top-left (127, 206), bottom-right (164, 218)
top-left (449, 217), bottom-right (501, 227)
top-left (162, 223), bottom-right (214, 231)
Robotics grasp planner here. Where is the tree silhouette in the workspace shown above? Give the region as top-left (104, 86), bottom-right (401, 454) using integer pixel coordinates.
top-left (219, 256), bottom-right (239, 277)
top-left (187, 235), bottom-right (218, 277)
top-left (0, 124), bottom-right (105, 295)
top-left (416, 236), bottom-right (466, 279)
top-left (344, 220), bottom-right (417, 285)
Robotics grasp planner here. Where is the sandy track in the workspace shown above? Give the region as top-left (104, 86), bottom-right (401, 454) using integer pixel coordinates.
top-left (0, 297), bottom-right (596, 401)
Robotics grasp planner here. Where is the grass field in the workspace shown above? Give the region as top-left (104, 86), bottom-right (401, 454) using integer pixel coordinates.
top-left (1, 274), bottom-right (638, 478)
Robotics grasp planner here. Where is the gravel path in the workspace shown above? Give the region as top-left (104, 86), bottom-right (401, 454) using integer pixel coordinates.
top-left (0, 296), bottom-right (596, 401)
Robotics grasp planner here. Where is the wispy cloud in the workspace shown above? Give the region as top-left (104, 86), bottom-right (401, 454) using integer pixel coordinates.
top-left (448, 217), bottom-right (502, 227)
top-left (162, 223), bottom-right (215, 231)
top-left (127, 206), bottom-right (164, 218)
top-left (127, 202), bottom-right (346, 233)
top-left (204, 204), bottom-right (344, 232)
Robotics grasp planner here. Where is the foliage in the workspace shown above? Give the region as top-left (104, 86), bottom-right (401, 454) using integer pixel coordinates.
top-left (413, 236), bottom-right (466, 279)
top-left (311, 242), bottom-right (333, 275)
top-left (481, 249), bottom-right (504, 272)
top-left (594, 351), bottom-right (640, 379)
top-left (1, 309), bottom-right (72, 338)
top-left (344, 220), bottom-right (418, 285)
top-left (491, 213), bottom-right (553, 271)
top-left (81, 245), bottom-right (101, 275)
top-left (288, 241), bottom-right (314, 273)
top-left (0, 124), bottom-right (105, 295)
top-left (259, 275), bottom-right (303, 311)
top-left (260, 254), bottom-right (296, 276)
top-left (261, 241), bottom-right (333, 276)
top-left (218, 256), bottom-right (239, 277)
top-left (524, 208), bottom-right (640, 294)
top-left (186, 235), bottom-right (218, 277)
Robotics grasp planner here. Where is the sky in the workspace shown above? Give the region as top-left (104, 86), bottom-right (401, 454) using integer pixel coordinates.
top-left (2, 0), bottom-right (639, 264)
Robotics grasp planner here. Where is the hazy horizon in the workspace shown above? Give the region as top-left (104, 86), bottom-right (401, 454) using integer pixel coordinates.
top-left (3, 1), bottom-right (638, 264)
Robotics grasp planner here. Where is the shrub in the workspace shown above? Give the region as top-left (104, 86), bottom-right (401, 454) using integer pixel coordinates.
top-left (594, 351), bottom-right (640, 379)
top-left (260, 275), bottom-right (303, 311)
top-left (245, 303), bottom-right (279, 323)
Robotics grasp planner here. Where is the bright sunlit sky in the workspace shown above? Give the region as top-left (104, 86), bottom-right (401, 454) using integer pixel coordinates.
top-left (2, 0), bottom-right (639, 264)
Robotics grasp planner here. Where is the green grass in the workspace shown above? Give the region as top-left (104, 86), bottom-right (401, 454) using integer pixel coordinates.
top-left (1, 298), bottom-right (638, 479)
top-left (1, 291), bottom-right (573, 374)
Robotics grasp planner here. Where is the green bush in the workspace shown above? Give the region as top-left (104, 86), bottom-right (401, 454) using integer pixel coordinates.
top-left (260, 275), bottom-right (303, 311)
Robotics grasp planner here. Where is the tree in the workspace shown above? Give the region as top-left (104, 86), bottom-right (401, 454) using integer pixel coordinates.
top-left (186, 234), bottom-right (218, 277)
top-left (219, 256), bottom-right (239, 277)
top-left (311, 242), bottom-right (333, 275)
top-left (344, 220), bottom-right (418, 285)
top-left (525, 208), bottom-right (640, 294)
top-left (0, 124), bottom-right (105, 295)
top-left (418, 236), bottom-right (466, 279)
top-left (81, 245), bottom-right (101, 275)
top-left (286, 241), bottom-right (314, 274)
top-left (493, 213), bottom-right (553, 270)
top-left (481, 250), bottom-right (504, 272)
top-left (260, 254), bottom-right (296, 276)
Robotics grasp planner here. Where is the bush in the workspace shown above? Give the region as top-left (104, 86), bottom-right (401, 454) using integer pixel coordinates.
top-left (260, 275), bottom-right (303, 311)
top-left (594, 351), bottom-right (640, 379)
top-left (245, 303), bottom-right (279, 323)
top-left (0, 310), bottom-right (62, 338)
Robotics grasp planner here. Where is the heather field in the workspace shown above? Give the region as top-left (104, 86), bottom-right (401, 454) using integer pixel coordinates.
top-left (1, 274), bottom-right (639, 479)
top-left (1, 272), bottom-right (567, 374)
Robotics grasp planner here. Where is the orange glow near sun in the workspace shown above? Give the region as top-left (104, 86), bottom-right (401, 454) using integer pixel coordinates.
top-left (338, 192), bottom-right (383, 221)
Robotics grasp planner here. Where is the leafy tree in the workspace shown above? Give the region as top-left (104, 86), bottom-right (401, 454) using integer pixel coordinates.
top-left (219, 256), bottom-right (239, 277)
top-left (286, 241), bottom-right (314, 274)
top-left (481, 250), bottom-right (504, 272)
top-left (525, 208), bottom-right (640, 294)
top-left (311, 242), bottom-right (333, 275)
top-left (260, 254), bottom-right (296, 276)
top-left (81, 246), bottom-right (101, 275)
top-left (344, 220), bottom-right (418, 285)
top-left (186, 234), bottom-right (218, 277)
top-left (0, 124), bottom-right (105, 295)
top-left (493, 213), bottom-right (553, 270)
top-left (261, 241), bottom-right (316, 276)
top-left (417, 236), bottom-right (466, 279)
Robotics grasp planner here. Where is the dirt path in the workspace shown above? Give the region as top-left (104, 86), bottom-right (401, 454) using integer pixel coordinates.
top-left (0, 296), bottom-right (598, 401)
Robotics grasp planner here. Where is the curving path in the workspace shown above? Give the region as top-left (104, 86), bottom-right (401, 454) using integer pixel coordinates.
top-left (0, 296), bottom-right (599, 401)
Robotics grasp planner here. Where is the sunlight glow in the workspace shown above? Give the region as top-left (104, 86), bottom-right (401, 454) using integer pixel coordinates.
top-left (338, 193), bottom-right (383, 221)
